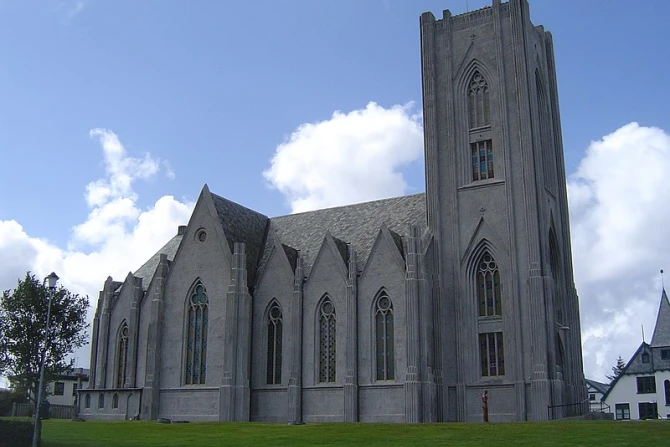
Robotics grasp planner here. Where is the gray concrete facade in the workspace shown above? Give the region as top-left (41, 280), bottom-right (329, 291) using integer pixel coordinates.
top-left (79, 0), bottom-right (585, 423)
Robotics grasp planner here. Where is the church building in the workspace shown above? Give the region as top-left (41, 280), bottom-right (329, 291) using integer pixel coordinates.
top-left (79, 0), bottom-right (586, 423)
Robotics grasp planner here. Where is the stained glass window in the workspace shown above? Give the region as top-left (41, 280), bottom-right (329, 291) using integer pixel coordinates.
top-left (318, 297), bottom-right (336, 383)
top-left (479, 332), bottom-right (505, 377)
top-left (477, 252), bottom-right (501, 317)
top-left (471, 140), bottom-right (494, 181)
top-left (375, 292), bottom-right (395, 381)
top-left (185, 283), bottom-right (209, 385)
top-left (116, 323), bottom-right (129, 388)
top-left (266, 302), bottom-right (283, 385)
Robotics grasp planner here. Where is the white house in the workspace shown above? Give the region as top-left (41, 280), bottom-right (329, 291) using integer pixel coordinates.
top-left (47, 368), bottom-right (89, 406)
top-left (602, 290), bottom-right (670, 420)
top-left (585, 379), bottom-right (609, 412)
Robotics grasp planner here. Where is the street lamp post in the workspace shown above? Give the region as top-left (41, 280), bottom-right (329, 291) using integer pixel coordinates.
top-left (32, 272), bottom-right (58, 447)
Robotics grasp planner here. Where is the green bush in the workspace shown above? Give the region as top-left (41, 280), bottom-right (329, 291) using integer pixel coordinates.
top-left (0, 419), bottom-right (33, 447)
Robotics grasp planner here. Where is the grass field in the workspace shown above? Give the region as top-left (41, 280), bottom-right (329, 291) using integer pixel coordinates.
top-left (31, 419), bottom-right (670, 447)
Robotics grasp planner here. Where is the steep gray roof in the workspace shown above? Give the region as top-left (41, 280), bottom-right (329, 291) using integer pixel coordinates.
top-left (650, 289), bottom-right (670, 348)
top-left (259, 193), bottom-right (426, 278)
top-left (210, 192), bottom-right (269, 288)
top-left (585, 378), bottom-right (609, 394)
top-left (133, 234), bottom-right (183, 290)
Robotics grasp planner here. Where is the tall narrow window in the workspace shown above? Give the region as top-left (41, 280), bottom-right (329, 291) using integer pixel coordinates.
top-left (266, 301), bottom-right (283, 385)
top-left (116, 322), bottom-right (129, 388)
top-left (319, 297), bottom-right (336, 383)
top-left (477, 252), bottom-right (502, 317)
top-left (185, 283), bottom-right (209, 385)
top-left (468, 70), bottom-right (494, 182)
top-left (665, 380), bottom-right (670, 406)
top-left (112, 393), bottom-right (119, 409)
top-left (468, 71), bottom-right (490, 128)
top-left (375, 292), bottom-right (395, 381)
top-left (549, 230), bottom-right (564, 324)
top-left (479, 332), bottom-right (505, 376)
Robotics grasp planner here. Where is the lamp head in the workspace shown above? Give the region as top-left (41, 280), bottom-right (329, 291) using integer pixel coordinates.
top-left (46, 272), bottom-right (59, 289)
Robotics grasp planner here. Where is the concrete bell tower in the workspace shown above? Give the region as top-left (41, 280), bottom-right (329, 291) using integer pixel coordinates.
top-left (420, 0), bottom-right (586, 421)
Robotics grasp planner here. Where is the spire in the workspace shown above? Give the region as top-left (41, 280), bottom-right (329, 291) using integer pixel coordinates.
top-left (650, 288), bottom-right (670, 347)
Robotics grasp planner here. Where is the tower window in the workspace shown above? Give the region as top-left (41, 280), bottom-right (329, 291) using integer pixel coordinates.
top-left (185, 283), bottom-right (209, 385)
top-left (375, 291), bottom-right (395, 381)
top-left (266, 301), bottom-right (283, 385)
top-left (318, 297), bottom-right (336, 383)
top-left (477, 252), bottom-right (501, 317)
top-left (471, 140), bottom-right (494, 181)
top-left (468, 71), bottom-right (490, 128)
top-left (479, 332), bottom-right (505, 377)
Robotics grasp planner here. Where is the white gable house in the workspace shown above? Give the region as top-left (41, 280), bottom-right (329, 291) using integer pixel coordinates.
top-left (603, 290), bottom-right (670, 420)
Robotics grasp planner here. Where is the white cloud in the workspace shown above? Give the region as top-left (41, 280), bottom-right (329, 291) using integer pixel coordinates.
top-left (0, 129), bottom-right (193, 369)
top-left (263, 101), bottom-right (423, 213)
top-left (568, 122), bottom-right (670, 382)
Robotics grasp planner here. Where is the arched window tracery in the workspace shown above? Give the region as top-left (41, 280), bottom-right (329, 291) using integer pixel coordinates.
top-left (185, 283), bottom-right (208, 385)
top-left (116, 322), bottom-right (129, 388)
top-left (375, 291), bottom-right (395, 381)
top-left (266, 301), bottom-right (283, 385)
top-left (477, 251), bottom-right (502, 317)
top-left (318, 297), bottom-right (336, 383)
top-left (468, 70), bottom-right (494, 182)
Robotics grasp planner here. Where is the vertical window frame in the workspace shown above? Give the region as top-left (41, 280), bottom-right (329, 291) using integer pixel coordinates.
top-left (266, 301), bottom-right (283, 385)
top-left (185, 282), bottom-right (209, 385)
top-left (318, 297), bottom-right (336, 383)
top-left (374, 291), bottom-right (395, 381)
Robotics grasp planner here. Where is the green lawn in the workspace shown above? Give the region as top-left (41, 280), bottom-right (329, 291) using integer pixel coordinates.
top-left (32, 419), bottom-right (669, 447)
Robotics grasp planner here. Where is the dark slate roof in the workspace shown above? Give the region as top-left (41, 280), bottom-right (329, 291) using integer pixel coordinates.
top-left (133, 234), bottom-right (183, 290)
top-left (259, 193), bottom-right (426, 278)
top-left (650, 289), bottom-right (670, 348)
top-left (210, 193), bottom-right (269, 288)
top-left (585, 379), bottom-right (609, 395)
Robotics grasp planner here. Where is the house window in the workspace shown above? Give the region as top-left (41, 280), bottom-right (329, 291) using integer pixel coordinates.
top-left (665, 380), bottom-right (670, 405)
top-left (116, 322), bottom-right (129, 388)
top-left (636, 376), bottom-right (656, 394)
top-left (479, 332), bottom-right (505, 377)
top-left (85, 393), bottom-right (90, 408)
top-left (266, 301), bottom-right (283, 385)
top-left (638, 402), bottom-right (658, 420)
top-left (112, 393), bottom-right (119, 409)
top-left (54, 382), bottom-right (65, 396)
top-left (615, 403), bottom-right (630, 420)
top-left (661, 349), bottom-right (670, 360)
top-left (375, 291), bottom-right (395, 381)
top-left (477, 252), bottom-right (502, 317)
top-left (185, 283), bottom-right (209, 385)
top-left (72, 383), bottom-right (78, 397)
top-left (471, 140), bottom-right (494, 182)
top-left (589, 393), bottom-right (596, 401)
top-left (98, 393), bottom-right (104, 409)
top-left (641, 352), bottom-right (650, 364)
top-left (318, 297), bottom-right (336, 383)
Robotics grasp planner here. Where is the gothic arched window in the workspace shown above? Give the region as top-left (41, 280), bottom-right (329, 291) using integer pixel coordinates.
top-left (98, 393), bottom-right (105, 409)
top-left (116, 322), bottom-right (129, 388)
top-left (375, 291), bottom-right (395, 381)
top-left (266, 301), bottom-right (283, 385)
top-left (112, 393), bottom-right (119, 409)
top-left (477, 252), bottom-right (502, 317)
top-left (549, 231), bottom-right (564, 324)
top-left (318, 297), bottom-right (336, 383)
top-left (468, 70), bottom-right (494, 182)
top-left (468, 70), bottom-right (490, 129)
top-left (85, 393), bottom-right (90, 408)
top-left (185, 283), bottom-right (209, 385)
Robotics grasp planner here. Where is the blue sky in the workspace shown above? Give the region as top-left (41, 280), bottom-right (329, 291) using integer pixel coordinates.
top-left (1, 0), bottom-right (670, 383)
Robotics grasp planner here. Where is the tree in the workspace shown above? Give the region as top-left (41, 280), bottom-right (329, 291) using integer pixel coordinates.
top-left (0, 272), bottom-right (89, 410)
top-left (606, 355), bottom-right (626, 384)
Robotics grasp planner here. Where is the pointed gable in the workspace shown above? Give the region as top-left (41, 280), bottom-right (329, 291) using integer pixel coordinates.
top-left (650, 289), bottom-right (670, 348)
